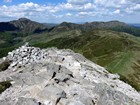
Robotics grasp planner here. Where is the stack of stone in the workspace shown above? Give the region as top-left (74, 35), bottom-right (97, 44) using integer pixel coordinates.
top-left (6, 43), bottom-right (48, 70)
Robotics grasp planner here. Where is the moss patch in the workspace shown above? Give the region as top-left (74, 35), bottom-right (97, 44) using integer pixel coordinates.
top-left (0, 81), bottom-right (11, 94)
top-left (0, 60), bottom-right (11, 72)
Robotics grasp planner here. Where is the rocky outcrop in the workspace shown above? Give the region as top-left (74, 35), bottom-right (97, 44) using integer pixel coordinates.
top-left (0, 43), bottom-right (140, 105)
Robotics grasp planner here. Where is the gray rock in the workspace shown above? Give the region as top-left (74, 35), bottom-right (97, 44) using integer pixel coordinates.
top-left (10, 62), bottom-right (18, 67)
top-left (16, 97), bottom-right (41, 105)
top-left (54, 73), bottom-right (71, 83)
top-left (0, 98), bottom-right (14, 105)
top-left (46, 63), bottom-right (60, 78)
top-left (38, 85), bottom-right (66, 104)
top-left (0, 44), bottom-right (140, 105)
top-left (79, 97), bottom-right (95, 105)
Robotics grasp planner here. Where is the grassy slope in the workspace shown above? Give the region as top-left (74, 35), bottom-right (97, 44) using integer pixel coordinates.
top-left (33, 29), bottom-right (140, 91)
top-left (0, 31), bottom-right (28, 58)
top-left (24, 29), bottom-right (82, 44)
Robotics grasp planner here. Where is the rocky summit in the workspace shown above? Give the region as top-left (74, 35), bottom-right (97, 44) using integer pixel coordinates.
top-left (0, 43), bottom-right (140, 105)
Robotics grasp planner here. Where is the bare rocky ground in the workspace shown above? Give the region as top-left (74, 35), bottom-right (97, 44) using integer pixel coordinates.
top-left (0, 43), bottom-right (140, 105)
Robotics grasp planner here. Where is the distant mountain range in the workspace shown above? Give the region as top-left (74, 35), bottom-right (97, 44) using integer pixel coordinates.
top-left (52, 21), bottom-right (127, 32)
top-left (129, 24), bottom-right (140, 28)
top-left (52, 21), bottom-right (140, 37)
top-left (1, 18), bottom-right (140, 36)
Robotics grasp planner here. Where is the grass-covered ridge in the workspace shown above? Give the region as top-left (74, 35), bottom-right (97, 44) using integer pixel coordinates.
top-left (33, 29), bottom-right (140, 91)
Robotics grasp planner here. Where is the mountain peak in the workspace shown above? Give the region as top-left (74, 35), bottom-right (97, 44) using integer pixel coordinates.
top-left (0, 44), bottom-right (140, 105)
top-left (18, 17), bottom-right (31, 21)
top-left (9, 18), bottom-right (47, 33)
top-left (60, 21), bottom-right (75, 25)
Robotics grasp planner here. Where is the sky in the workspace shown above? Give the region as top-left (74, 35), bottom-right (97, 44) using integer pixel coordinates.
top-left (0, 0), bottom-right (140, 23)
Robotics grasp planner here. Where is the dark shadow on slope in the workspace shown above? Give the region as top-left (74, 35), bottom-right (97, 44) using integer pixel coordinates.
top-left (0, 22), bottom-right (19, 32)
top-left (0, 81), bottom-right (12, 94)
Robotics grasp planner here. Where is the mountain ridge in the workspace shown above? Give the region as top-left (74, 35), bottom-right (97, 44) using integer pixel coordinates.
top-left (52, 20), bottom-right (128, 32)
top-left (1, 18), bottom-right (139, 35)
top-left (9, 18), bottom-right (128, 33)
top-left (50, 20), bottom-right (140, 37)
top-left (0, 44), bottom-right (140, 105)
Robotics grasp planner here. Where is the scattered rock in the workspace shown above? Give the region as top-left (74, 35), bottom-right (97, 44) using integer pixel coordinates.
top-left (0, 43), bottom-right (140, 105)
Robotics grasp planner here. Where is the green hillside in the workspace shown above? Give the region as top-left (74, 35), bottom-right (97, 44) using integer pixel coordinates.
top-left (33, 29), bottom-right (140, 91)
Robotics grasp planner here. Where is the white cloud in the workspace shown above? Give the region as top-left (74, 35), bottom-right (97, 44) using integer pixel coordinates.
top-left (94, 0), bottom-right (127, 8)
top-left (0, 2), bottom-right (60, 19)
top-left (84, 3), bottom-right (96, 10)
top-left (60, 3), bottom-right (73, 10)
top-left (125, 8), bottom-right (134, 14)
top-left (124, 3), bottom-right (140, 14)
top-left (95, 0), bottom-right (116, 7)
top-left (133, 4), bottom-right (140, 10)
top-left (1, 0), bottom-right (140, 22)
top-left (78, 12), bottom-right (89, 15)
top-left (3, 0), bottom-right (12, 3)
top-left (67, 0), bottom-right (91, 5)
top-left (59, 2), bottom-right (96, 11)
top-left (114, 9), bottom-right (120, 14)
top-left (120, 0), bottom-right (127, 4)
top-left (77, 11), bottom-right (95, 17)
top-left (66, 13), bottom-right (72, 16)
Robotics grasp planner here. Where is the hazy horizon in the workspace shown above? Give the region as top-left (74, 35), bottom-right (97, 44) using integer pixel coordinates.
top-left (0, 0), bottom-right (140, 23)
top-left (0, 18), bottom-right (140, 24)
